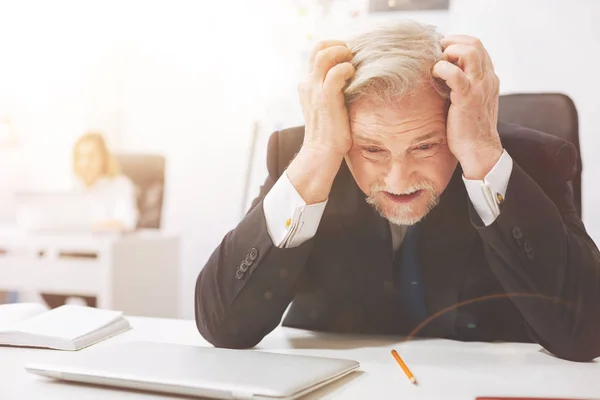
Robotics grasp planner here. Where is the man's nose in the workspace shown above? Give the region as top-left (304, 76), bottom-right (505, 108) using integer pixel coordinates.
top-left (383, 158), bottom-right (414, 193)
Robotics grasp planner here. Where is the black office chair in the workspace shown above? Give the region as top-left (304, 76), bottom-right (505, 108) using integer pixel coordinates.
top-left (498, 93), bottom-right (582, 218)
top-left (115, 154), bottom-right (166, 229)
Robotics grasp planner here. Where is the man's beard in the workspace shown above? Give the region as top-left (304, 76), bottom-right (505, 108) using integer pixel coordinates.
top-left (365, 180), bottom-right (440, 226)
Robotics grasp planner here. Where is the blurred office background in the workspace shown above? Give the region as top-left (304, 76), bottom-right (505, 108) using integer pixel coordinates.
top-left (0, 0), bottom-right (598, 319)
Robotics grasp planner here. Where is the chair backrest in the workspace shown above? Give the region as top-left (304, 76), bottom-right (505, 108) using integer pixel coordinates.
top-left (115, 154), bottom-right (165, 229)
top-left (498, 93), bottom-right (581, 218)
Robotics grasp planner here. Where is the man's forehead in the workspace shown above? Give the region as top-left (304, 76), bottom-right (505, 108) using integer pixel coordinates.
top-left (350, 103), bottom-right (446, 142)
top-left (350, 96), bottom-right (445, 123)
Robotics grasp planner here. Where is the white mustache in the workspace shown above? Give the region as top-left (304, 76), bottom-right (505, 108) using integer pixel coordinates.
top-left (370, 181), bottom-right (436, 196)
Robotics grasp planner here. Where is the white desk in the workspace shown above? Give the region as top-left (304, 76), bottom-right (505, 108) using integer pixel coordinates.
top-left (0, 229), bottom-right (180, 318)
top-left (1, 317), bottom-right (599, 399)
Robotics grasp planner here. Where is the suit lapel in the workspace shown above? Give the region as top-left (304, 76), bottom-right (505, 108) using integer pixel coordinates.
top-left (417, 166), bottom-right (478, 338)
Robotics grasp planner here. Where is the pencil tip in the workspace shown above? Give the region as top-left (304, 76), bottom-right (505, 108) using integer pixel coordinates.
top-left (411, 377), bottom-right (418, 385)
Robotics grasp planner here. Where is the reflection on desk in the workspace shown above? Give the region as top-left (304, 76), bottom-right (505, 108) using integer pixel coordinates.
top-left (2, 317), bottom-right (599, 400)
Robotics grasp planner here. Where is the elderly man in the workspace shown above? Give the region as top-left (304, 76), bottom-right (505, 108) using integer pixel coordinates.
top-left (195, 22), bottom-right (600, 361)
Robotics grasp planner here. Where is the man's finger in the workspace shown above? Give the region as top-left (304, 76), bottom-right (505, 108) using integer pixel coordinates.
top-left (432, 60), bottom-right (470, 94)
top-left (309, 40), bottom-right (348, 69)
top-left (441, 34), bottom-right (493, 69)
top-left (323, 62), bottom-right (355, 94)
top-left (443, 44), bottom-right (483, 80)
top-left (440, 34), bottom-right (484, 50)
top-left (312, 46), bottom-right (353, 82)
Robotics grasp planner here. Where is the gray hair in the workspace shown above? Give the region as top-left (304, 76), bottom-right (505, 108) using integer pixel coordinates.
top-left (344, 21), bottom-right (450, 106)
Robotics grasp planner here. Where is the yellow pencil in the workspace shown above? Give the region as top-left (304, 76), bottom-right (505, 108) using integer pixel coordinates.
top-left (391, 349), bottom-right (418, 385)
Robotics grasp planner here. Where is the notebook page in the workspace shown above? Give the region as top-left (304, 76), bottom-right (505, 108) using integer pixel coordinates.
top-left (0, 303), bottom-right (49, 330)
top-left (9, 305), bottom-right (123, 341)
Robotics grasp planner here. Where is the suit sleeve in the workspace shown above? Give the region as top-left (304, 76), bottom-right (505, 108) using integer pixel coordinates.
top-left (194, 131), bottom-right (316, 348)
top-left (471, 142), bottom-right (600, 361)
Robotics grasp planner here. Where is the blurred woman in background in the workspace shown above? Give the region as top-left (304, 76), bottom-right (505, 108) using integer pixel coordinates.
top-left (41, 132), bottom-right (139, 309)
top-left (72, 132), bottom-right (138, 232)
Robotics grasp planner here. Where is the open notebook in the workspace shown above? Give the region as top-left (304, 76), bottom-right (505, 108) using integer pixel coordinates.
top-left (0, 303), bottom-right (130, 350)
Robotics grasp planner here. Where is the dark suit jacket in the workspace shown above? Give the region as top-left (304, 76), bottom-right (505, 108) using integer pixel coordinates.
top-left (195, 122), bottom-right (600, 361)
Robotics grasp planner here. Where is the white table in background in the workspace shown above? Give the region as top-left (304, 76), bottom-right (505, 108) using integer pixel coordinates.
top-left (0, 228), bottom-right (180, 318)
top-left (1, 316), bottom-right (599, 399)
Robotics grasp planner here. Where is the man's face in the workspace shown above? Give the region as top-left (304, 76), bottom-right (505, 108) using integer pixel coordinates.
top-left (346, 87), bottom-right (457, 225)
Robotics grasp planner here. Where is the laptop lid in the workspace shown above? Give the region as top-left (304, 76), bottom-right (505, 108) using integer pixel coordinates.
top-left (14, 191), bottom-right (97, 232)
top-left (25, 341), bottom-right (360, 399)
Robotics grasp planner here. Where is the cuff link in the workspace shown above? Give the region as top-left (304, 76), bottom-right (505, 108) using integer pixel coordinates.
top-left (285, 218), bottom-right (291, 229)
top-left (496, 193), bottom-right (504, 205)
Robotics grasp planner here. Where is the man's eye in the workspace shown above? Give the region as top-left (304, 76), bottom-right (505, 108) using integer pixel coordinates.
top-left (366, 147), bottom-right (382, 153)
top-left (416, 143), bottom-right (435, 151)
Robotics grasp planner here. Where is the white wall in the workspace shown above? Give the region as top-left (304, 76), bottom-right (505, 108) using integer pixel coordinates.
top-left (449, 0), bottom-right (600, 243)
top-left (0, 1), bottom-right (123, 194)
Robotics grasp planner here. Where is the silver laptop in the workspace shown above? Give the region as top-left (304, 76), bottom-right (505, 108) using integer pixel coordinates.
top-left (25, 341), bottom-right (360, 399)
top-left (14, 191), bottom-right (98, 233)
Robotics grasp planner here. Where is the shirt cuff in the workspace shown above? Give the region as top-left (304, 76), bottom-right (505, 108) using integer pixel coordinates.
top-left (263, 172), bottom-right (327, 248)
top-left (462, 149), bottom-right (513, 226)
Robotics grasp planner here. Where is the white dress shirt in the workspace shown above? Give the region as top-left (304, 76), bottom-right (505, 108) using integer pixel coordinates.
top-left (73, 175), bottom-right (139, 230)
top-left (263, 149), bottom-right (513, 249)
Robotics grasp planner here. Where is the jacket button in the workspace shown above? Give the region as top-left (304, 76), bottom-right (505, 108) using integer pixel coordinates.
top-left (512, 227), bottom-right (523, 240)
top-left (238, 262), bottom-right (249, 273)
top-left (526, 248), bottom-right (535, 260)
top-left (523, 240), bottom-right (533, 253)
top-left (248, 248), bottom-right (259, 261)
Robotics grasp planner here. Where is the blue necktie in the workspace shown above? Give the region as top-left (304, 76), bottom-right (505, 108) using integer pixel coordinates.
top-left (395, 225), bottom-right (428, 332)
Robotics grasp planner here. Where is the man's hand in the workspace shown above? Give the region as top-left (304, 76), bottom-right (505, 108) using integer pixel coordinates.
top-left (287, 41), bottom-right (355, 204)
top-left (432, 35), bottom-right (503, 180)
top-left (298, 40), bottom-right (355, 157)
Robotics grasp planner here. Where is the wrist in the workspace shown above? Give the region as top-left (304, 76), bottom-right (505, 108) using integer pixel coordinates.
top-left (459, 145), bottom-right (503, 181)
top-left (301, 141), bottom-right (349, 160)
top-left (286, 146), bottom-right (344, 204)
